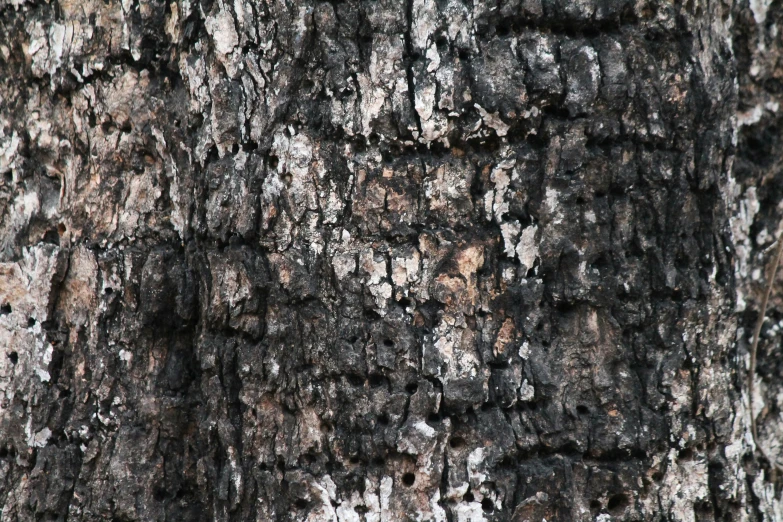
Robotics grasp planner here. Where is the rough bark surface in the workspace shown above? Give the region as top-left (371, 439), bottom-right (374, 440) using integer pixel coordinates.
top-left (0, 0), bottom-right (781, 519)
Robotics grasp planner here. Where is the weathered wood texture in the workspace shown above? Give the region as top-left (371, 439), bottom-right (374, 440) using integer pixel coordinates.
top-left (1, 0), bottom-right (782, 519)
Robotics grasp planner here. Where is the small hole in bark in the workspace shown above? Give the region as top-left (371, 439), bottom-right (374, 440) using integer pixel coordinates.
top-left (402, 473), bottom-right (416, 486)
top-left (427, 413), bottom-right (440, 423)
top-left (678, 448), bottom-right (694, 460)
top-left (608, 493), bottom-right (629, 511)
top-left (0, 303), bottom-right (11, 315)
top-left (231, 143), bottom-right (240, 155)
top-left (294, 498), bottom-right (308, 509)
top-left (189, 113), bottom-right (204, 129)
top-left (268, 155), bottom-right (279, 170)
top-left (397, 296), bottom-right (413, 308)
top-left (58, 223), bottom-right (67, 236)
top-left (101, 121), bottom-right (117, 134)
top-left (556, 301), bottom-right (576, 313)
top-left (481, 499), bottom-right (494, 513)
top-left (405, 382), bottom-right (418, 394)
top-left (449, 436), bottom-right (465, 449)
top-left (8, 352), bottom-right (18, 365)
top-left (348, 374), bottom-right (365, 386)
top-left (368, 374), bottom-right (384, 387)
top-left (348, 336), bottom-right (359, 343)
top-left (463, 491), bottom-right (475, 502)
top-left (378, 413), bottom-right (389, 426)
top-left (153, 487), bottom-right (167, 501)
top-left (489, 361), bottom-right (509, 370)
top-left (104, 287), bottom-right (114, 295)
top-left (590, 500), bottom-right (601, 510)
top-left (383, 339), bottom-right (394, 347)
top-left (577, 405), bottom-right (589, 415)
top-left (364, 309), bottom-right (382, 321)
top-left (301, 79), bottom-right (315, 91)
top-left (3, 171), bottom-right (12, 184)
top-left (242, 140), bottom-right (258, 152)
top-left (641, 3), bottom-right (657, 18)
top-left (349, 456), bottom-right (360, 464)
top-left (59, 388), bottom-right (71, 398)
top-left (27, 317), bottom-right (36, 327)
top-left (632, 449), bottom-right (647, 460)
top-left (43, 229), bottom-right (60, 245)
top-left (591, 255), bottom-right (611, 273)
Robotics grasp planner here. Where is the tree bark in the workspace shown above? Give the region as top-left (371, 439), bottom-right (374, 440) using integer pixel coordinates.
top-left (0, 0), bottom-right (781, 519)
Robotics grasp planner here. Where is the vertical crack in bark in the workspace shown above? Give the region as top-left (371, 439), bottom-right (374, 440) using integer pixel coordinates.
top-left (403, 0), bottom-right (422, 139)
top-left (748, 232), bottom-right (783, 474)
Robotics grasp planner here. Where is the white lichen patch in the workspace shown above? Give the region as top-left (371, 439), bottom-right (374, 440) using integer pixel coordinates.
top-left (0, 128), bottom-right (20, 175)
top-left (750, 0), bottom-right (772, 24)
top-left (518, 341), bottom-right (531, 359)
top-left (500, 221), bottom-right (539, 271)
top-left (484, 158), bottom-right (515, 222)
top-left (29, 427), bottom-right (52, 448)
top-left (518, 379), bottom-right (535, 402)
top-left (453, 502), bottom-right (486, 522)
top-left (466, 447), bottom-right (487, 487)
top-left (205, 9), bottom-right (239, 55)
top-left (270, 130), bottom-right (319, 222)
top-left (474, 104), bottom-right (509, 137)
top-left (500, 221), bottom-right (521, 258)
top-left (391, 247), bottom-right (421, 291)
top-left (656, 449), bottom-right (709, 522)
top-left (360, 249), bottom-right (392, 311)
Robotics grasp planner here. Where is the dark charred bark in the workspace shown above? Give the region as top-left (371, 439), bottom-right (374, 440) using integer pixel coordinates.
top-left (0, 0), bottom-right (781, 520)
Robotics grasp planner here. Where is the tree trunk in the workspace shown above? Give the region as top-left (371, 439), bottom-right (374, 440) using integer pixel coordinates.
top-left (1, 0), bottom-right (781, 519)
